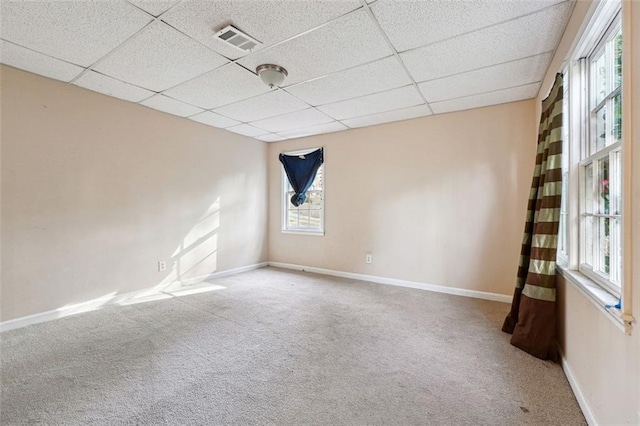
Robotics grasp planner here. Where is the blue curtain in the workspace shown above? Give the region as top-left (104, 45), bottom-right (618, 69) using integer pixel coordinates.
top-left (279, 148), bottom-right (324, 207)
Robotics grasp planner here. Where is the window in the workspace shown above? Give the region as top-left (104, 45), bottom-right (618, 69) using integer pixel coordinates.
top-left (560, 0), bottom-right (624, 305)
top-left (579, 14), bottom-right (622, 295)
top-left (281, 149), bottom-right (324, 235)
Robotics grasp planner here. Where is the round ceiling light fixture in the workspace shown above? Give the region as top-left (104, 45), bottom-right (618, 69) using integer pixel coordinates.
top-left (256, 64), bottom-right (288, 89)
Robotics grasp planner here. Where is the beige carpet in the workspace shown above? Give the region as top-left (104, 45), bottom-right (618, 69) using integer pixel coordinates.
top-left (1, 267), bottom-right (585, 425)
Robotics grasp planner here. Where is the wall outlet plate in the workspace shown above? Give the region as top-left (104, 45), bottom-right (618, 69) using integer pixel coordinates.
top-left (158, 261), bottom-right (167, 272)
top-left (365, 253), bottom-right (372, 264)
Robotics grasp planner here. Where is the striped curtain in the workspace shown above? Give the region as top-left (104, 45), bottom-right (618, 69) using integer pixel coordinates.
top-left (502, 73), bottom-right (563, 361)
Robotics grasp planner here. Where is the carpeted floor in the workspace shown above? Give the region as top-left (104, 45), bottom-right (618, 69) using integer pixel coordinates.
top-left (1, 267), bottom-right (585, 425)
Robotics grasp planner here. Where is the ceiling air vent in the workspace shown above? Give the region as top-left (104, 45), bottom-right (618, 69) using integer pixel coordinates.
top-left (214, 25), bottom-right (262, 53)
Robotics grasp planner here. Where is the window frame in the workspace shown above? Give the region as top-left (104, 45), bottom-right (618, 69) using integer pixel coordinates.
top-left (557, 0), bottom-right (633, 333)
top-left (577, 13), bottom-right (623, 297)
top-left (280, 147), bottom-right (325, 236)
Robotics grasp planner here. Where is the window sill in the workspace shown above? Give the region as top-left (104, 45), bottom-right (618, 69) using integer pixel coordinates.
top-left (281, 229), bottom-right (325, 237)
top-left (556, 264), bottom-right (634, 334)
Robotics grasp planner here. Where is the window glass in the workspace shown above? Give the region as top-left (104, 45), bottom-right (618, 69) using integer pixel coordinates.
top-left (577, 14), bottom-right (623, 294)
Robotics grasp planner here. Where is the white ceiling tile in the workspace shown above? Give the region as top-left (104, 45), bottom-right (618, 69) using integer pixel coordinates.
top-left (256, 134), bottom-right (287, 142)
top-left (226, 124), bottom-right (269, 138)
top-left (237, 10), bottom-right (393, 86)
top-left (189, 111), bottom-right (241, 129)
top-left (73, 71), bottom-right (154, 103)
top-left (371, 0), bottom-right (565, 52)
top-left (140, 94), bottom-right (204, 117)
top-left (94, 22), bottom-right (228, 92)
top-left (162, 0), bottom-right (361, 60)
top-left (401, 2), bottom-right (573, 83)
top-left (317, 85), bottom-right (423, 121)
top-left (277, 121), bottom-right (348, 139)
top-left (0, 40), bottom-right (84, 82)
top-left (418, 53), bottom-right (552, 103)
top-left (250, 108), bottom-right (334, 133)
top-left (163, 63), bottom-right (269, 109)
top-left (430, 83), bottom-right (540, 114)
top-left (127, 0), bottom-right (179, 17)
top-left (0, 1), bottom-right (152, 67)
top-left (213, 89), bottom-right (309, 123)
top-left (341, 104), bottom-right (432, 128)
top-left (285, 56), bottom-right (411, 106)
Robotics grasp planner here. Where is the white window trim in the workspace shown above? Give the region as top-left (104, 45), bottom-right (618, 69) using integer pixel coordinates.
top-left (557, 0), bottom-right (634, 332)
top-left (280, 147), bottom-right (325, 236)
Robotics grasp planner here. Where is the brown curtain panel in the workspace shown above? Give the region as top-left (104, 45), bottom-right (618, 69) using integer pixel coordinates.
top-left (502, 73), bottom-right (563, 361)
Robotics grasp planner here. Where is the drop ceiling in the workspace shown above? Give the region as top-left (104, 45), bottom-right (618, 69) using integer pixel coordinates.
top-left (0, 0), bottom-right (574, 142)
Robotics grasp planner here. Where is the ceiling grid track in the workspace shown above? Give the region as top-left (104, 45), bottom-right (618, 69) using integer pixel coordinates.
top-left (0, 0), bottom-right (575, 141)
top-left (358, 0), bottom-right (434, 115)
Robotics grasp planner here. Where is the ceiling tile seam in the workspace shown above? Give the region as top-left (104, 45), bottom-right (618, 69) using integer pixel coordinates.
top-left (137, 92), bottom-right (161, 104)
top-left (233, 61), bottom-right (259, 77)
top-left (0, 38), bottom-right (88, 79)
top-left (79, 68), bottom-right (160, 97)
top-left (534, 0), bottom-right (578, 100)
top-left (394, 0), bottom-right (573, 57)
top-left (152, 92), bottom-right (207, 110)
top-left (156, 62), bottom-right (241, 100)
top-left (126, 0), bottom-right (185, 20)
top-left (274, 124), bottom-right (349, 139)
top-left (281, 54), bottom-right (397, 91)
top-left (205, 88), bottom-right (313, 123)
top-left (223, 5), bottom-right (365, 66)
top-left (274, 88), bottom-right (335, 122)
top-left (67, 18), bottom-right (159, 85)
top-left (323, 95), bottom-right (424, 122)
top-left (434, 97), bottom-right (541, 114)
top-left (414, 50), bottom-right (556, 86)
top-left (257, 132), bottom-right (282, 139)
top-left (195, 88), bottom-right (304, 120)
top-left (124, 1), bottom-right (158, 19)
top-left (184, 109), bottom-right (209, 119)
top-left (247, 110), bottom-right (336, 134)
top-left (337, 103), bottom-right (433, 126)
top-left (227, 125), bottom-right (271, 137)
top-left (283, 82), bottom-right (414, 109)
top-left (359, 0), bottom-right (432, 115)
top-left (429, 81), bottom-right (543, 105)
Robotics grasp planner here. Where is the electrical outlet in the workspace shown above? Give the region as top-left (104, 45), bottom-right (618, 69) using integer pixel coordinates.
top-left (158, 261), bottom-right (167, 272)
top-left (365, 253), bottom-right (372, 264)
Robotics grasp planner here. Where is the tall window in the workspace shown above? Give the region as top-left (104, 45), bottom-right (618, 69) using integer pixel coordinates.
top-left (578, 12), bottom-right (623, 295)
top-left (282, 150), bottom-right (324, 234)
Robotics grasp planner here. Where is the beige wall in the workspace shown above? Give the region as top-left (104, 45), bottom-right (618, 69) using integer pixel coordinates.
top-left (546, 1), bottom-right (640, 424)
top-left (268, 100), bottom-right (536, 297)
top-left (0, 65), bottom-right (268, 321)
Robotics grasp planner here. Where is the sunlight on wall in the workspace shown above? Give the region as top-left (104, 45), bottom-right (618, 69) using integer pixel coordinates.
top-left (171, 197), bottom-right (220, 282)
top-left (43, 197), bottom-right (226, 321)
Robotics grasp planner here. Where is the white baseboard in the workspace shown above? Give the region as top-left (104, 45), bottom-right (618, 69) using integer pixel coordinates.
top-left (1, 261), bottom-right (507, 331)
top-left (268, 262), bottom-right (512, 303)
top-left (0, 262), bottom-right (268, 333)
top-left (558, 346), bottom-right (597, 426)
top-left (177, 262), bottom-right (269, 285)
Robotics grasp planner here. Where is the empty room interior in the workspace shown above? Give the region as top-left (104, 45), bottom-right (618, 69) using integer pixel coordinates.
top-left (1, 0), bottom-right (639, 424)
